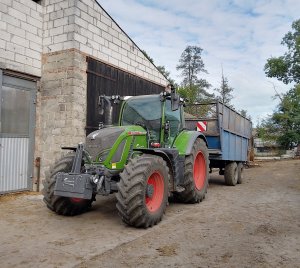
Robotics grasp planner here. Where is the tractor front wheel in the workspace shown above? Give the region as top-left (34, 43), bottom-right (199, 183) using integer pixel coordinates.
top-left (42, 153), bottom-right (94, 216)
top-left (116, 154), bottom-right (169, 228)
top-left (176, 139), bottom-right (209, 203)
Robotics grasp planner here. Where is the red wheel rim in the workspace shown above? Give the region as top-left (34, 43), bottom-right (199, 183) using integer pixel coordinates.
top-left (193, 152), bottom-right (206, 190)
top-left (145, 171), bottom-right (164, 213)
top-left (69, 197), bottom-right (84, 203)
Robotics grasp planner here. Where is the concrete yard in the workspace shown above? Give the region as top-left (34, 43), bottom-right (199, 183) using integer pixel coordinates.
top-left (0, 159), bottom-right (299, 268)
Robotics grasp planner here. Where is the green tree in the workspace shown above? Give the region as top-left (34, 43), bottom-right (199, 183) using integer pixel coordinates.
top-left (176, 45), bottom-right (211, 102)
top-left (214, 71), bottom-right (234, 105)
top-left (141, 50), bottom-right (176, 85)
top-left (258, 85), bottom-right (300, 149)
top-left (264, 19), bottom-right (300, 84)
top-left (177, 83), bottom-right (214, 104)
top-left (177, 46), bottom-right (207, 87)
top-left (240, 109), bottom-right (251, 120)
top-left (157, 65), bottom-right (176, 86)
top-left (261, 19), bottom-right (300, 149)
top-left (141, 50), bottom-right (154, 64)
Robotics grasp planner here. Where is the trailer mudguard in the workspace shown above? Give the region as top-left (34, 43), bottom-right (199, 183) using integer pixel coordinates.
top-left (173, 130), bottom-right (208, 156)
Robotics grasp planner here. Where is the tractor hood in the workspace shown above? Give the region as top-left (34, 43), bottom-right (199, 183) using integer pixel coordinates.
top-left (85, 127), bottom-right (125, 161)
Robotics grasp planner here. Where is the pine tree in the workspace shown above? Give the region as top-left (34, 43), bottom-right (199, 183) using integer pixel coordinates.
top-left (214, 67), bottom-right (234, 105)
top-left (176, 45), bottom-right (211, 103)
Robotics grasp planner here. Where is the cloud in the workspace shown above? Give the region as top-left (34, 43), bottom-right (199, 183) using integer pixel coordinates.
top-left (97, 0), bottom-right (299, 124)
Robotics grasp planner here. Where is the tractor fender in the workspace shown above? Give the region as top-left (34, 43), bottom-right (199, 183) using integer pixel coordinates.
top-left (173, 130), bottom-right (208, 156)
top-left (184, 131), bottom-right (208, 155)
top-left (133, 148), bottom-right (173, 169)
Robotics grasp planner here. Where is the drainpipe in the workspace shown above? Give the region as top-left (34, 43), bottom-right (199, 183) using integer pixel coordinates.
top-left (35, 157), bottom-right (41, 192)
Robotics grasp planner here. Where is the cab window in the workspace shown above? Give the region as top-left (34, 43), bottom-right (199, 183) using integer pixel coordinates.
top-left (165, 100), bottom-right (182, 144)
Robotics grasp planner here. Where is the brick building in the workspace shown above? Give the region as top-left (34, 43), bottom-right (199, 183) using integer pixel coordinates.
top-left (0, 0), bottom-right (168, 193)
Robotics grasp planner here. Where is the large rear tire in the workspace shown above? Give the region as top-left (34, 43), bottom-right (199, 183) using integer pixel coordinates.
top-left (237, 162), bottom-right (244, 184)
top-left (176, 139), bottom-right (209, 203)
top-left (116, 154), bottom-right (169, 228)
top-left (42, 153), bottom-right (94, 216)
top-left (224, 162), bottom-right (238, 186)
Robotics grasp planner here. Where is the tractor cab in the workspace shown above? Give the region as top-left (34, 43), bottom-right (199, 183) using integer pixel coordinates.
top-left (120, 93), bottom-right (185, 148)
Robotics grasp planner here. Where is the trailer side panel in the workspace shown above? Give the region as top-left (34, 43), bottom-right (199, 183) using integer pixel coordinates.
top-left (184, 102), bottom-right (252, 163)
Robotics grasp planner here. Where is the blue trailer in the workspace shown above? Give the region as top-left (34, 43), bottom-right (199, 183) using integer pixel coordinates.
top-left (185, 101), bottom-right (252, 185)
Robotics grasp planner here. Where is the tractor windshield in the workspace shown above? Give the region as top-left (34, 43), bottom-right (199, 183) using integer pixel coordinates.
top-left (121, 95), bottom-right (162, 141)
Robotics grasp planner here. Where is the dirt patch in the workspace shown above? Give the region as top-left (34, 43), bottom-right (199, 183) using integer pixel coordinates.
top-left (156, 244), bottom-right (178, 256)
top-left (0, 191), bottom-right (40, 202)
top-left (0, 159), bottom-right (299, 268)
top-left (254, 223), bottom-right (278, 235)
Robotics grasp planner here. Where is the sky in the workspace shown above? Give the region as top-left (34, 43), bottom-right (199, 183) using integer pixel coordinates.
top-left (97, 0), bottom-right (299, 125)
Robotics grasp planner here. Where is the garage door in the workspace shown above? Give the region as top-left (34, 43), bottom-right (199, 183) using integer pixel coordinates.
top-left (0, 71), bottom-right (36, 193)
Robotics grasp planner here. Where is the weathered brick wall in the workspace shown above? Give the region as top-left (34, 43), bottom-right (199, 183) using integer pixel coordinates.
top-left (0, 0), bottom-right (43, 76)
top-left (36, 49), bottom-right (87, 174)
top-left (43, 0), bottom-right (167, 85)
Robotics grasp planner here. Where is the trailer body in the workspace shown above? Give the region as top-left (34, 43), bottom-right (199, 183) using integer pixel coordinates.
top-left (185, 102), bottom-right (252, 169)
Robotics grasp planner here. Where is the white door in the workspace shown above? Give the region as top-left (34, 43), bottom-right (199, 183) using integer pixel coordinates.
top-left (0, 71), bottom-right (36, 193)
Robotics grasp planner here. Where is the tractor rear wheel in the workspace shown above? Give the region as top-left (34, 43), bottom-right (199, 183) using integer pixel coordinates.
top-left (116, 154), bottom-right (169, 228)
top-left (176, 139), bottom-right (209, 203)
top-left (42, 153), bottom-right (94, 216)
top-left (224, 162), bottom-right (238, 186)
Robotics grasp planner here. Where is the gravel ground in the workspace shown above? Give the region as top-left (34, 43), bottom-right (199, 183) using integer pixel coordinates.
top-left (0, 159), bottom-right (299, 268)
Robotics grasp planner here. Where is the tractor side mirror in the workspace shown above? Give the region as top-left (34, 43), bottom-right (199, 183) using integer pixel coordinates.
top-left (170, 84), bottom-right (180, 111)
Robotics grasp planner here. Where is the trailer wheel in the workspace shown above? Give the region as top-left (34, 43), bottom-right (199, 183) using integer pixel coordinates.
top-left (116, 154), bottom-right (169, 228)
top-left (224, 162), bottom-right (238, 186)
top-left (237, 162), bottom-right (244, 184)
top-left (42, 153), bottom-right (94, 216)
top-left (176, 139), bottom-right (209, 203)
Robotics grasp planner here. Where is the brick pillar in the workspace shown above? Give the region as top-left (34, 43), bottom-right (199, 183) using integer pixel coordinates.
top-left (35, 49), bottom-right (87, 180)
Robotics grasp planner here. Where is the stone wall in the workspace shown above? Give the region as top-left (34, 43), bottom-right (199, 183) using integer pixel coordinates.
top-left (0, 0), bottom-right (43, 77)
top-left (36, 49), bottom-right (87, 173)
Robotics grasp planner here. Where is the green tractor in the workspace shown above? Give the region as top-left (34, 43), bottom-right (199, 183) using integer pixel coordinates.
top-left (43, 89), bottom-right (209, 228)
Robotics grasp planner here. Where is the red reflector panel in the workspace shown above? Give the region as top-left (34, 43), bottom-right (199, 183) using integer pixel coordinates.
top-left (196, 121), bottom-right (207, 132)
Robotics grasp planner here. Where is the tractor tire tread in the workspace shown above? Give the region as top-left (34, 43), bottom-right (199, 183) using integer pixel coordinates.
top-left (224, 162), bottom-right (238, 186)
top-left (116, 154), bottom-right (169, 228)
top-left (175, 139), bottom-right (209, 203)
top-left (42, 153), bottom-right (93, 216)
